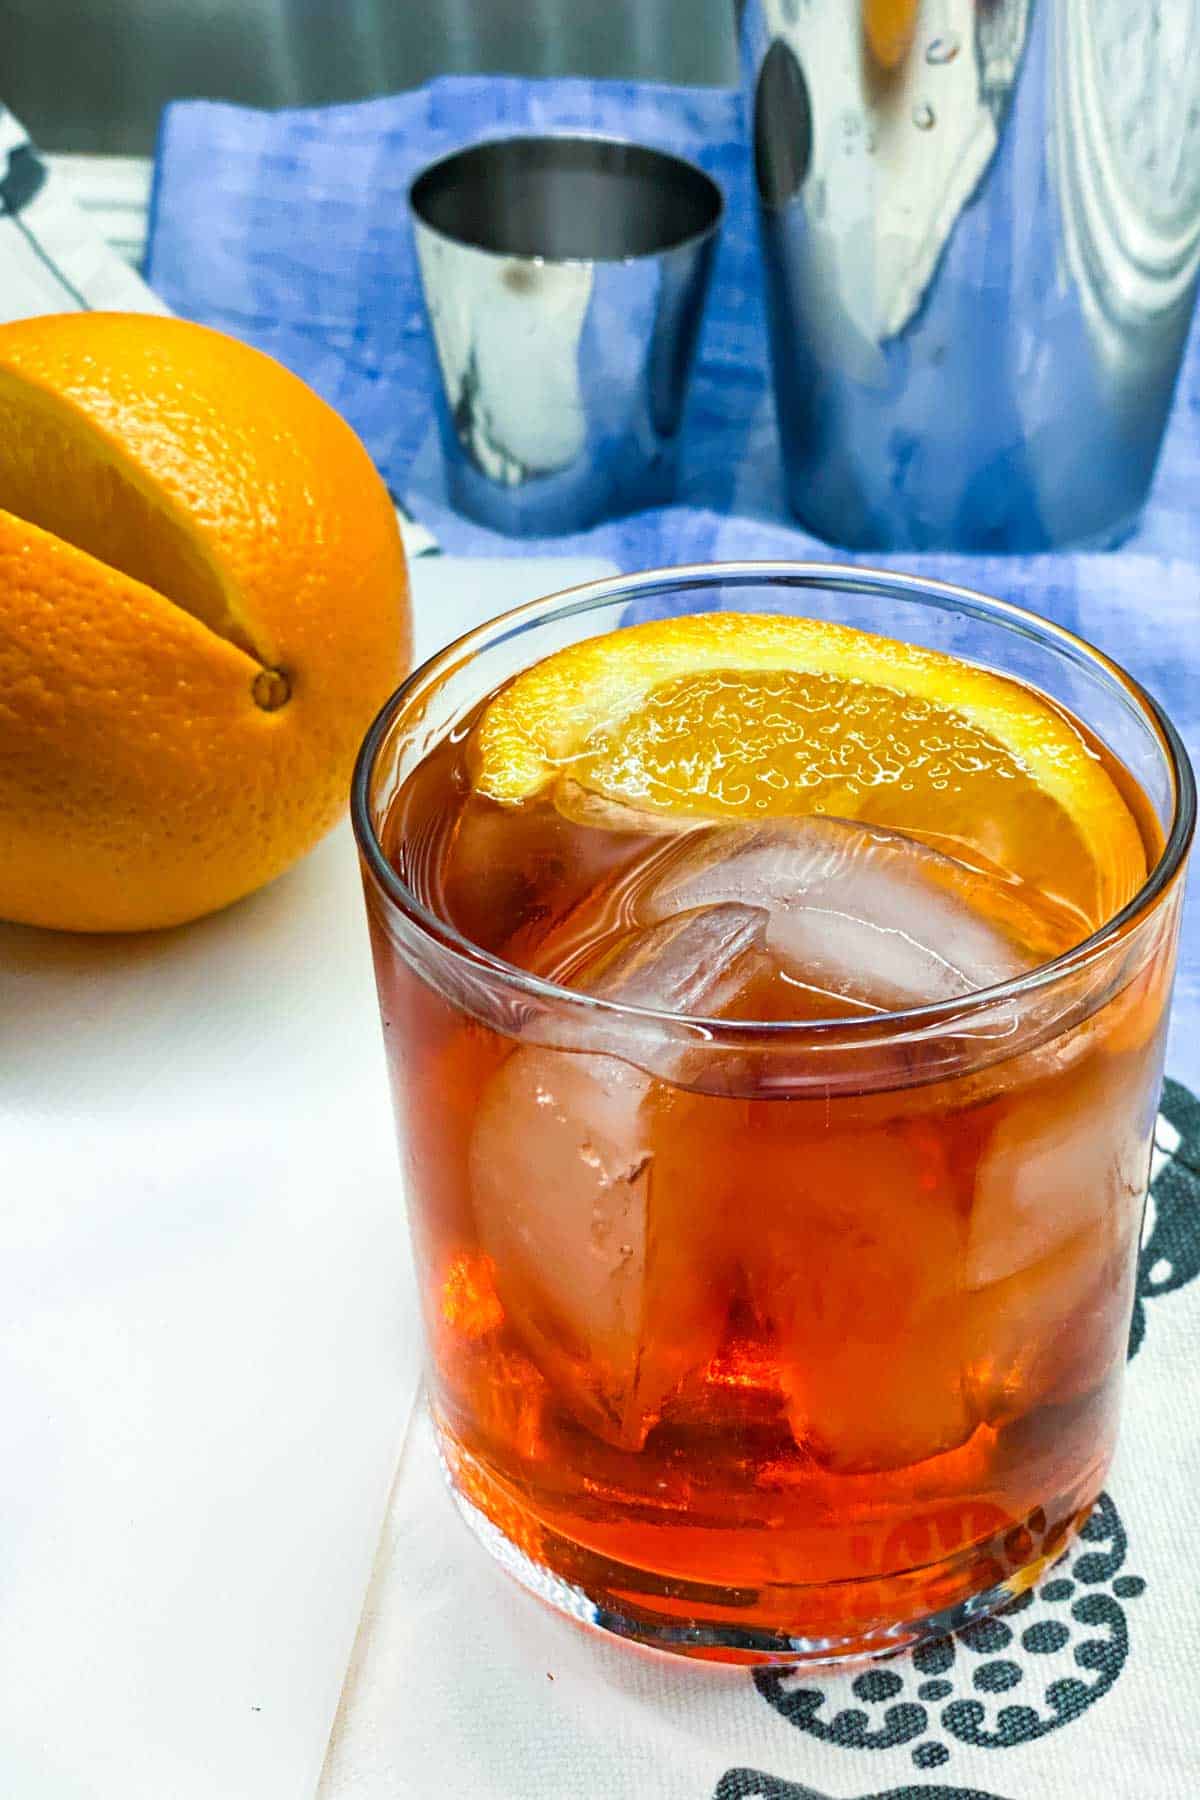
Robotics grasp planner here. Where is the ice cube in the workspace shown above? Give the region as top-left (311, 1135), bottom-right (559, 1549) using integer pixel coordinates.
top-left (526, 898), bottom-right (775, 1084)
top-left (469, 905), bottom-right (769, 1450)
top-left (966, 1055), bottom-right (1151, 1288)
top-left (966, 1051), bottom-right (1154, 1419)
top-left (437, 794), bottom-right (642, 959)
top-left (967, 1225), bottom-right (1137, 1425)
top-left (641, 816), bottom-right (1060, 1012)
top-left (582, 903), bottom-right (770, 1011)
top-left (738, 1116), bottom-right (975, 1472)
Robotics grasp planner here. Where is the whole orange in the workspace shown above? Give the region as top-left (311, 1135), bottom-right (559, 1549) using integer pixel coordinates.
top-left (0, 311), bottom-right (410, 931)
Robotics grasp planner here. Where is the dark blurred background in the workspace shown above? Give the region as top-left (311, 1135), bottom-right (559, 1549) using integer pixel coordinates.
top-left (5, 0), bottom-right (738, 153)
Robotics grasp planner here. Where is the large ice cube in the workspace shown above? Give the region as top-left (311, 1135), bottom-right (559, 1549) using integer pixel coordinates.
top-left (529, 900), bottom-right (776, 1081)
top-left (469, 904), bottom-right (769, 1450)
top-left (967, 1053), bottom-right (1152, 1287)
top-left (738, 1116), bottom-right (975, 1472)
top-left (438, 793), bottom-right (643, 959)
top-left (966, 1051), bottom-right (1154, 1419)
top-left (641, 816), bottom-right (1064, 1012)
top-left (967, 1224), bottom-right (1137, 1426)
top-left (580, 903), bottom-right (770, 1012)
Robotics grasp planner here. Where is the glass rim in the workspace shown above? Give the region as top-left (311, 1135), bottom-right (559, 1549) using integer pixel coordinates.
top-left (351, 560), bottom-right (1196, 1042)
top-left (407, 131), bottom-right (726, 268)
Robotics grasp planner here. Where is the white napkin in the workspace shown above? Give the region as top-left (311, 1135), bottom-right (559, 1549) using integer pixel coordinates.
top-left (0, 827), bottom-right (419, 1800)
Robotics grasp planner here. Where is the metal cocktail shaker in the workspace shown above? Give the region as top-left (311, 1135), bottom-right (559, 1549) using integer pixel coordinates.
top-left (736, 0), bottom-right (1200, 551)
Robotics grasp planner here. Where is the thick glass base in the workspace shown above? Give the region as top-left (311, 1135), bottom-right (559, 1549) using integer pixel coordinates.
top-left (436, 1413), bottom-right (1096, 1667)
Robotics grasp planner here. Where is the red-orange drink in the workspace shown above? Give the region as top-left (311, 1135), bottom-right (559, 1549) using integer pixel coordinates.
top-left (354, 569), bottom-right (1193, 1662)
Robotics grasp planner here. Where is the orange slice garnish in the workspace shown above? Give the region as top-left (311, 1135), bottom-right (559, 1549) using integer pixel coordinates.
top-left (471, 611), bottom-right (1147, 927)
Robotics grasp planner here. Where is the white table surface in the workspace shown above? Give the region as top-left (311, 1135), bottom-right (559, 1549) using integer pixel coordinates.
top-left (0, 554), bottom-right (614, 1800)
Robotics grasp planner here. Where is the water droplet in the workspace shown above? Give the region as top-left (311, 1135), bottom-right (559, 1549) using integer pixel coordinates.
top-left (926, 33), bottom-right (960, 64)
top-left (912, 102), bottom-right (936, 131)
top-left (840, 109), bottom-right (863, 148)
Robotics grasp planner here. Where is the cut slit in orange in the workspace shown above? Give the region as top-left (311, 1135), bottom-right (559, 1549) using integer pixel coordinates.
top-left (0, 311), bottom-right (410, 932)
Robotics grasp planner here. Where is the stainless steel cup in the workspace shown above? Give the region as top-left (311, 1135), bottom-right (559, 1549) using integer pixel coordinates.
top-left (736, 0), bottom-right (1200, 551)
top-left (409, 134), bottom-right (723, 536)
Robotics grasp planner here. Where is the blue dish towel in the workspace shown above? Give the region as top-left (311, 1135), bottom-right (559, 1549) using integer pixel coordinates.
top-left (147, 77), bottom-right (1200, 563)
top-left (147, 75), bottom-right (1200, 1086)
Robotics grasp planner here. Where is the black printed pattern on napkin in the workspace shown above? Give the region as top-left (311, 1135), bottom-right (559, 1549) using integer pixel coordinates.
top-left (716, 1775), bottom-right (1015, 1800)
top-left (1130, 1077), bottom-right (1200, 1356)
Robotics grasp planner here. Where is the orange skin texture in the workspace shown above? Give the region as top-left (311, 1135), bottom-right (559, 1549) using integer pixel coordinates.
top-left (0, 312), bottom-right (410, 931)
